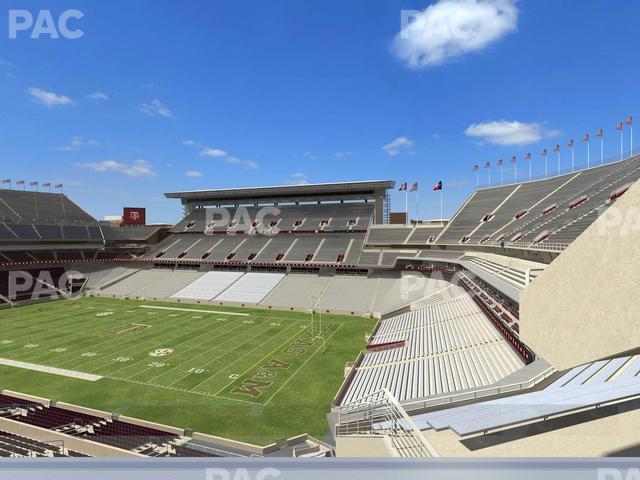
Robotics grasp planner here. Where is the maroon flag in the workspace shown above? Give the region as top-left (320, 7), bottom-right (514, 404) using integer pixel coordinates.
top-left (432, 180), bottom-right (442, 191)
top-left (409, 182), bottom-right (418, 192)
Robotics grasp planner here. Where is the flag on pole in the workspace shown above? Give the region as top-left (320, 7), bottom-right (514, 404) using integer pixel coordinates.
top-left (541, 148), bottom-right (548, 156)
top-left (16, 180), bottom-right (25, 185)
top-left (29, 181), bottom-right (38, 186)
top-left (567, 139), bottom-right (574, 148)
top-left (510, 156), bottom-right (517, 163)
top-left (55, 183), bottom-right (63, 188)
top-left (553, 144), bottom-right (560, 152)
top-left (583, 133), bottom-right (590, 142)
top-left (409, 182), bottom-right (418, 192)
top-left (398, 182), bottom-right (408, 191)
top-left (596, 129), bottom-right (603, 137)
top-left (497, 159), bottom-right (504, 166)
top-left (42, 182), bottom-right (51, 187)
top-left (626, 115), bottom-right (633, 126)
top-left (617, 121), bottom-right (623, 130)
top-left (472, 164), bottom-right (479, 171)
top-left (432, 180), bottom-right (443, 191)
top-left (525, 152), bottom-right (531, 160)
top-left (484, 162), bottom-right (491, 168)
top-left (1, 179), bottom-right (10, 184)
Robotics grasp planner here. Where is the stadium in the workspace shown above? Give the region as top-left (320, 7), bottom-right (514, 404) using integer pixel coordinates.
top-left (0, 142), bottom-right (639, 459)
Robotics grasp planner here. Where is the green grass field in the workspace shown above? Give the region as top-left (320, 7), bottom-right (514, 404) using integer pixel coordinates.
top-left (0, 296), bottom-right (374, 445)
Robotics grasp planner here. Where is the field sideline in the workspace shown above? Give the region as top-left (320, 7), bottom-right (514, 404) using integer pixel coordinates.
top-left (0, 296), bottom-right (375, 444)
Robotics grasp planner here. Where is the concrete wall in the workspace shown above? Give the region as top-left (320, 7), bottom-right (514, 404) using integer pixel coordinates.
top-left (520, 180), bottom-right (640, 369)
top-left (335, 435), bottom-right (396, 457)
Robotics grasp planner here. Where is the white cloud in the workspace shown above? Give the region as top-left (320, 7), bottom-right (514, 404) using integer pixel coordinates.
top-left (465, 120), bottom-right (559, 146)
top-left (76, 159), bottom-right (157, 178)
top-left (286, 172), bottom-right (309, 185)
top-left (382, 136), bottom-right (415, 156)
top-left (200, 147), bottom-right (227, 158)
top-left (88, 91), bottom-right (109, 101)
top-left (183, 140), bottom-right (257, 169)
top-left (28, 87), bottom-right (75, 107)
top-left (140, 98), bottom-right (172, 117)
top-left (303, 151), bottom-right (318, 161)
top-left (54, 136), bottom-right (101, 151)
top-left (335, 151), bottom-right (353, 159)
top-left (185, 170), bottom-right (203, 177)
top-left (392, 0), bottom-right (518, 68)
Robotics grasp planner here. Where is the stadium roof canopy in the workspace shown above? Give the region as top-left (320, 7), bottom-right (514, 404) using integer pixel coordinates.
top-left (165, 180), bottom-right (395, 205)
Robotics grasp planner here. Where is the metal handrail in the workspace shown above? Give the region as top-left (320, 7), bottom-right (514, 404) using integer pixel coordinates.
top-left (336, 388), bottom-right (439, 458)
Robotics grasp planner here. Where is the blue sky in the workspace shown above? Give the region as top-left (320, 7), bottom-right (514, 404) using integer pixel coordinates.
top-left (0, 0), bottom-right (638, 224)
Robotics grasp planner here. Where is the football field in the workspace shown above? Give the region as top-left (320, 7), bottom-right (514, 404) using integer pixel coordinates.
top-left (0, 296), bottom-right (375, 444)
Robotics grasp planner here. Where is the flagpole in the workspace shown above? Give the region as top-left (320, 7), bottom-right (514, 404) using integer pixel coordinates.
top-left (587, 142), bottom-right (590, 168)
top-left (529, 158), bottom-right (532, 182)
top-left (557, 151), bottom-right (560, 175)
top-left (571, 148), bottom-right (575, 172)
top-left (601, 136), bottom-right (604, 165)
top-left (620, 129), bottom-right (624, 161)
top-left (416, 189), bottom-right (420, 224)
top-left (476, 170), bottom-right (479, 189)
top-left (440, 189), bottom-right (443, 226)
top-left (405, 190), bottom-right (408, 226)
top-left (514, 164), bottom-right (517, 184)
top-left (500, 165), bottom-right (504, 185)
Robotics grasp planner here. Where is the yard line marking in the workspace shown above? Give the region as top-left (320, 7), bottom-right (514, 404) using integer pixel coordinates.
top-left (161, 320), bottom-right (279, 387)
top-left (0, 357), bottom-right (102, 381)
top-left (264, 324), bottom-right (342, 405)
top-left (210, 324), bottom-right (312, 396)
top-left (138, 305), bottom-right (249, 317)
top-left (170, 321), bottom-right (300, 389)
top-left (139, 318), bottom-right (270, 384)
top-left (106, 375), bottom-right (264, 406)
